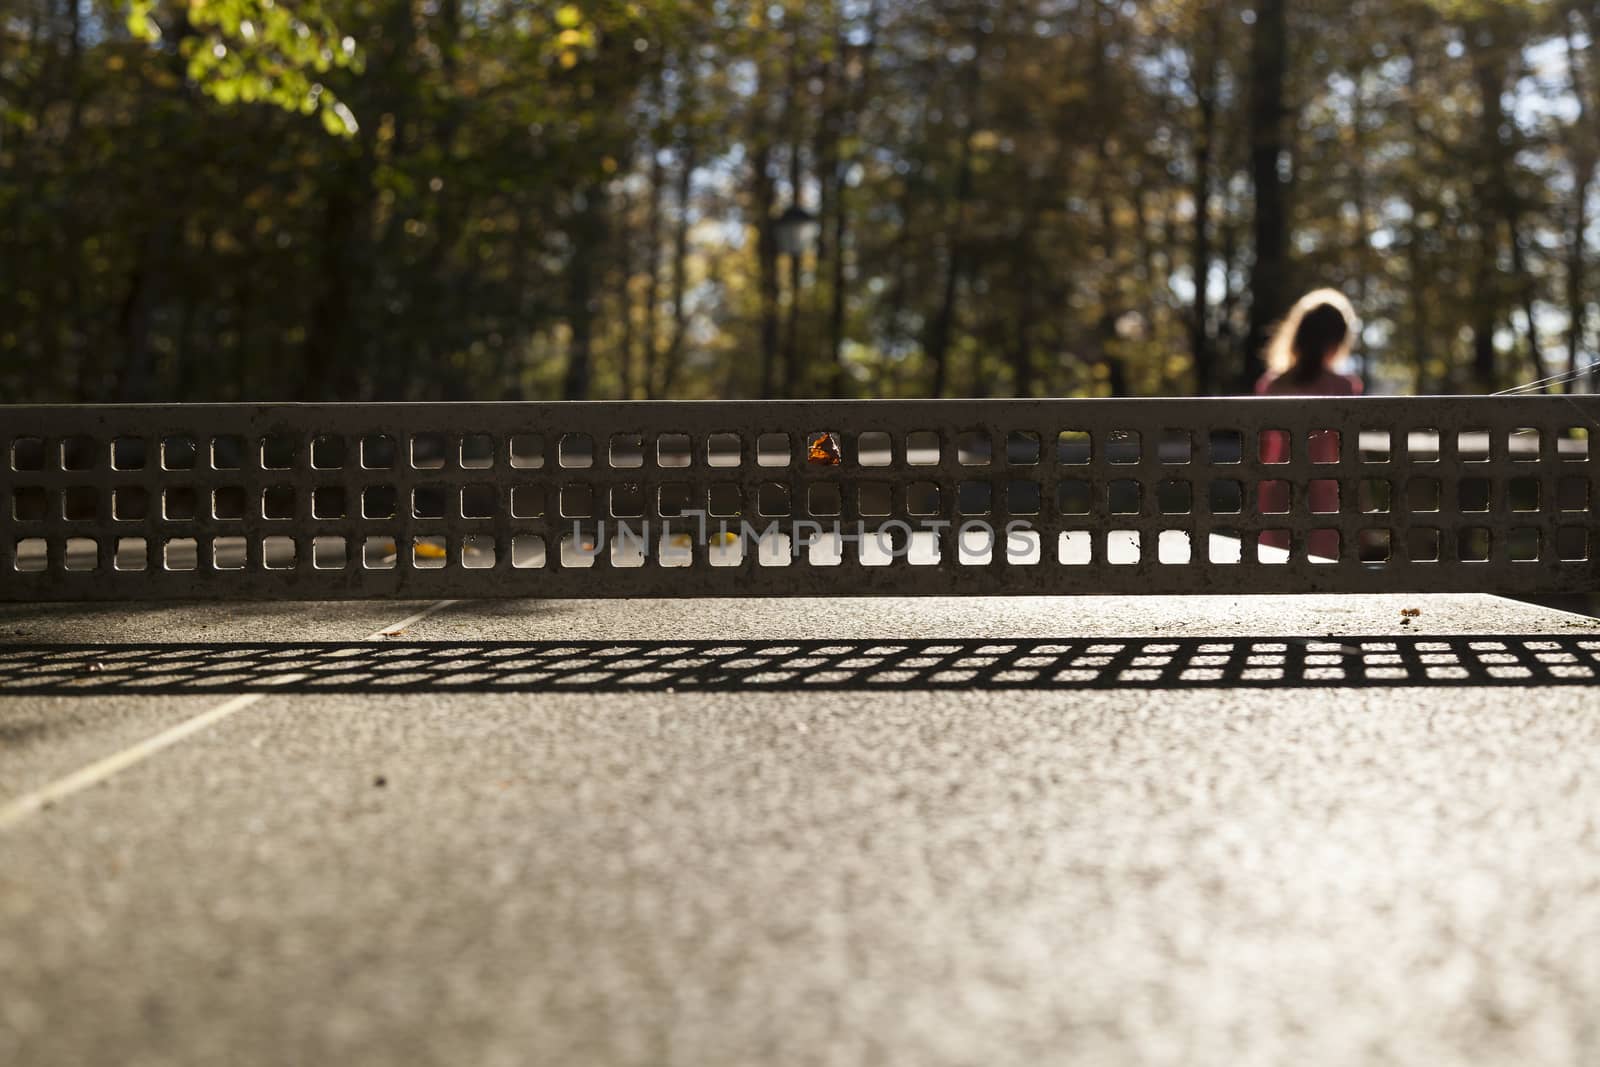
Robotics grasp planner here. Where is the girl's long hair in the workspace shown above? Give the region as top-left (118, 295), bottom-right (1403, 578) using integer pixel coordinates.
top-left (1264, 289), bottom-right (1358, 384)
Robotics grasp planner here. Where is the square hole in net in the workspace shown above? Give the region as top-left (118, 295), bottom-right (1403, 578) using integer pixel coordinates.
top-left (1557, 476), bottom-right (1590, 512)
top-left (459, 434), bottom-right (495, 470)
top-left (1510, 528), bottom-right (1540, 563)
top-left (511, 486), bottom-right (544, 519)
top-left (1157, 479), bottom-right (1191, 515)
top-left (461, 535), bottom-right (496, 569)
top-left (1058, 530), bottom-right (1092, 565)
top-left (11, 438), bottom-right (45, 472)
top-left (1109, 479), bottom-right (1141, 515)
top-left (603, 527), bottom-right (643, 568)
top-left (707, 433), bottom-right (742, 468)
top-left (461, 485), bottom-right (496, 520)
top-left (508, 434), bottom-right (544, 469)
top-left (1407, 527), bottom-right (1440, 562)
top-left (756, 433), bottom-right (791, 467)
top-left (709, 530), bottom-right (745, 567)
top-left (1457, 429), bottom-right (1490, 462)
top-left (658, 483), bottom-right (691, 517)
top-left (757, 531), bottom-right (792, 567)
top-left (1106, 431), bottom-right (1141, 465)
top-left (1059, 479), bottom-right (1092, 515)
top-left (512, 534), bottom-right (547, 569)
top-left (805, 431), bottom-right (843, 467)
top-left (559, 434), bottom-right (594, 469)
top-left (1457, 477), bottom-right (1490, 512)
top-left (1560, 426), bottom-right (1589, 461)
top-left (758, 483), bottom-right (792, 517)
top-left (1159, 429), bottom-right (1192, 464)
top-left (1158, 530), bottom-right (1191, 565)
top-left (264, 536), bottom-right (298, 569)
top-left (1208, 479), bottom-right (1243, 515)
top-left (308, 435), bottom-right (346, 471)
top-left (1210, 529), bottom-right (1242, 564)
top-left (411, 433), bottom-right (448, 470)
top-left (1207, 429), bottom-right (1243, 465)
top-left (958, 481), bottom-right (992, 515)
top-left (164, 537), bottom-right (199, 571)
top-left (162, 436), bottom-right (198, 471)
top-left (12, 486), bottom-right (47, 522)
top-left (957, 524), bottom-right (993, 565)
top-left (809, 484), bottom-right (842, 517)
top-left (312, 486), bottom-right (347, 520)
top-left (1407, 477), bottom-right (1441, 512)
top-left (115, 537), bottom-right (148, 572)
top-left (1007, 529), bottom-right (1042, 565)
top-left (1360, 428), bottom-right (1391, 462)
top-left (1308, 530), bottom-right (1341, 563)
top-left (1509, 427), bottom-right (1541, 461)
top-left (858, 483), bottom-right (893, 517)
top-left (59, 436), bottom-right (97, 472)
top-left (807, 530), bottom-right (844, 567)
top-left (1359, 478), bottom-right (1391, 514)
top-left (1508, 477), bottom-right (1540, 512)
top-left (561, 485), bottom-right (594, 519)
top-left (607, 433), bottom-right (644, 469)
top-left (112, 437), bottom-right (147, 471)
top-left (1308, 478), bottom-right (1341, 514)
top-left (1258, 531), bottom-right (1291, 564)
top-left (1458, 527), bottom-right (1491, 562)
top-left (13, 537), bottom-right (47, 572)
top-left (858, 431), bottom-right (893, 467)
top-left (905, 431), bottom-right (941, 466)
top-left (412, 487), bottom-right (448, 520)
top-left (1408, 428), bottom-right (1441, 463)
top-left (413, 536), bottom-right (447, 569)
top-left (905, 482), bottom-right (941, 516)
top-left (1007, 480), bottom-right (1041, 515)
top-left (708, 484), bottom-right (743, 517)
top-left (261, 435), bottom-right (296, 470)
top-left (611, 483), bottom-right (645, 518)
top-left (1556, 527), bottom-right (1590, 561)
top-left (361, 536), bottom-right (396, 570)
top-left (1359, 529), bottom-right (1393, 563)
top-left (657, 529), bottom-right (693, 568)
top-left (906, 530), bottom-right (941, 566)
top-left (60, 486), bottom-right (95, 518)
top-left (957, 431), bottom-right (992, 466)
top-left (214, 535), bottom-right (248, 570)
top-left (64, 537), bottom-right (97, 571)
top-left (362, 486), bottom-right (398, 520)
top-left (657, 434), bottom-right (691, 468)
top-left (1309, 429), bottom-right (1342, 464)
top-left (114, 489), bottom-right (150, 521)
top-left (263, 486), bottom-right (296, 521)
top-left (1106, 529), bottom-right (1140, 565)
top-left (163, 487), bottom-right (198, 522)
top-left (313, 536), bottom-right (348, 570)
top-left (1258, 429), bottom-right (1291, 465)
top-left (1057, 429), bottom-right (1091, 465)
top-left (361, 435), bottom-right (397, 470)
top-left (1006, 431), bottom-right (1041, 465)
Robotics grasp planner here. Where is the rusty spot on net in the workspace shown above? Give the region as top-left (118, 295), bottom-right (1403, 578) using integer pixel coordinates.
top-left (808, 432), bottom-right (842, 466)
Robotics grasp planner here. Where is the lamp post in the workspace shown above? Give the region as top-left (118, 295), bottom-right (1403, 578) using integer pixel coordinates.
top-left (773, 204), bottom-right (819, 397)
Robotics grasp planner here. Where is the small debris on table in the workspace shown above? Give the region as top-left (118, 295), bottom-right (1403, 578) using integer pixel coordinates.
top-left (1400, 607), bottom-right (1421, 617)
top-left (373, 775), bottom-right (388, 788)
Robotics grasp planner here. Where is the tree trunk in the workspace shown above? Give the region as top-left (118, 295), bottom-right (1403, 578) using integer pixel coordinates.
top-left (1243, 0), bottom-right (1292, 388)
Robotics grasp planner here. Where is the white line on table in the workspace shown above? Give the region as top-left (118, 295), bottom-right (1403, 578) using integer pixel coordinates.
top-left (0, 599), bottom-right (459, 831)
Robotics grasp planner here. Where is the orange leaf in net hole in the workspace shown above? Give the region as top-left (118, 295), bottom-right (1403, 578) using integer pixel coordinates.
top-left (807, 432), bottom-right (842, 466)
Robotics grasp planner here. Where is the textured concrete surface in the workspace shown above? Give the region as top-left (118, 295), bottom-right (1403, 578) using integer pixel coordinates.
top-left (2, 595), bottom-right (1599, 1066)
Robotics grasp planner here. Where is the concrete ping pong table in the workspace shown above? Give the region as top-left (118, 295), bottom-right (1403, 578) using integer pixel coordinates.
top-left (2, 397), bottom-right (1599, 1066)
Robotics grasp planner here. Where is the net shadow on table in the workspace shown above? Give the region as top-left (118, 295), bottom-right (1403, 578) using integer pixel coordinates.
top-left (0, 635), bottom-right (1596, 695)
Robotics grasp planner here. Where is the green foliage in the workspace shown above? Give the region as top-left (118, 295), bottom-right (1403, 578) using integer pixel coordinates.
top-left (125, 0), bottom-right (363, 135)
